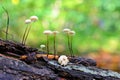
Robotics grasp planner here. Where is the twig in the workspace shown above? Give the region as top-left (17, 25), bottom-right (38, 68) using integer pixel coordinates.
top-left (2, 6), bottom-right (9, 40)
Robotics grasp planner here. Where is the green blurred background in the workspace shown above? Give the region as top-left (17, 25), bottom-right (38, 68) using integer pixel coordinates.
top-left (0, 0), bottom-right (120, 56)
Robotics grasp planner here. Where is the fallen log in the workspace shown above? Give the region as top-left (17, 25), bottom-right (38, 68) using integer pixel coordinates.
top-left (0, 38), bottom-right (97, 66)
top-left (0, 39), bottom-right (120, 80)
top-left (0, 54), bottom-right (120, 80)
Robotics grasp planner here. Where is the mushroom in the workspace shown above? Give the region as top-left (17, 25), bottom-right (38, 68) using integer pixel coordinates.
top-left (68, 30), bottom-right (75, 57)
top-left (58, 55), bottom-right (69, 66)
top-left (30, 16), bottom-right (38, 22)
top-left (52, 31), bottom-right (59, 59)
top-left (63, 28), bottom-right (70, 33)
top-left (23, 16), bottom-right (38, 45)
top-left (40, 44), bottom-right (45, 51)
top-left (63, 28), bottom-right (71, 56)
top-left (22, 19), bottom-right (31, 44)
top-left (25, 19), bottom-right (32, 24)
top-left (43, 30), bottom-right (52, 57)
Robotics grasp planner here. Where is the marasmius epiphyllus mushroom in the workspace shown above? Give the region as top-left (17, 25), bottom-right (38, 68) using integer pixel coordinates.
top-left (68, 30), bottom-right (75, 57)
top-left (43, 30), bottom-right (52, 57)
top-left (25, 19), bottom-right (31, 24)
top-left (53, 31), bottom-right (59, 35)
top-left (22, 19), bottom-right (31, 45)
top-left (23, 16), bottom-right (38, 45)
top-left (40, 44), bottom-right (45, 52)
top-left (40, 44), bottom-right (46, 48)
top-left (63, 28), bottom-right (70, 33)
top-left (43, 30), bottom-right (53, 35)
top-left (52, 31), bottom-right (59, 59)
top-left (58, 55), bottom-right (69, 66)
top-left (69, 30), bottom-right (75, 35)
top-left (63, 28), bottom-right (71, 56)
top-left (30, 16), bottom-right (38, 22)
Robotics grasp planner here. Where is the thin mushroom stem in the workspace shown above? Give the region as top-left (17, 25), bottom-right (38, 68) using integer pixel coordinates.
top-left (53, 35), bottom-right (56, 59)
top-left (2, 6), bottom-right (9, 40)
top-left (23, 24), bottom-right (32, 45)
top-left (43, 30), bottom-right (52, 58)
top-left (70, 35), bottom-right (73, 57)
top-left (68, 30), bottom-right (75, 57)
top-left (22, 16), bottom-right (38, 45)
top-left (52, 31), bottom-right (59, 59)
top-left (22, 24), bottom-right (29, 44)
top-left (67, 33), bottom-right (72, 56)
top-left (46, 35), bottom-right (49, 57)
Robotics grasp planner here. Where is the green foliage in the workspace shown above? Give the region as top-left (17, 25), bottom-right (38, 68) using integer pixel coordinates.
top-left (0, 0), bottom-right (120, 55)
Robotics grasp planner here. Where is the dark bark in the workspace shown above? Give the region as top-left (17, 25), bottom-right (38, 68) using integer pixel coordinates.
top-left (0, 39), bottom-right (120, 80)
top-left (0, 39), bottom-right (44, 56)
top-left (0, 54), bottom-right (58, 80)
top-left (48, 61), bottom-right (120, 80)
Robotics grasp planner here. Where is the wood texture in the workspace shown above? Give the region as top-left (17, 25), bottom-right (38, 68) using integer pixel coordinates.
top-left (0, 39), bottom-right (120, 80)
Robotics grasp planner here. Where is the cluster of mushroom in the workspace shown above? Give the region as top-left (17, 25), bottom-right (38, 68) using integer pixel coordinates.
top-left (43, 30), bottom-right (59, 58)
top-left (22, 16), bottom-right (75, 66)
top-left (63, 28), bottom-right (75, 57)
top-left (22, 16), bottom-right (38, 45)
top-left (42, 28), bottom-right (75, 66)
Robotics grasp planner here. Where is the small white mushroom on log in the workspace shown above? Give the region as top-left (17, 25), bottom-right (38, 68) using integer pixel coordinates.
top-left (58, 55), bottom-right (69, 66)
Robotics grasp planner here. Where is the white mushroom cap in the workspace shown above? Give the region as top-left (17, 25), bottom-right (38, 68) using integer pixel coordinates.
top-left (40, 44), bottom-right (45, 48)
top-left (58, 55), bottom-right (69, 66)
top-left (63, 28), bottom-right (70, 33)
top-left (25, 19), bottom-right (31, 24)
top-left (69, 30), bottom-right (75, 35)
top-left (30, 16), bottom-right (38, 22)
top-left (43, 30), bottom-right (52, 35)
top-left (52, 31), bottom-right (59, 35)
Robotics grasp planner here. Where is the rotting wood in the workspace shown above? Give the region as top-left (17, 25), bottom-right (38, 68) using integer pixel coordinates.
top-left (0, 54), bottom-right (59, 80)
top-left (0, 38), bottom-right (120, 80)
top-left (0, 38), bottom-right (96, 66)
top-left (0, 54), bottom-right (120, 80)
top-left (48, 60), bottom-right (120, 80)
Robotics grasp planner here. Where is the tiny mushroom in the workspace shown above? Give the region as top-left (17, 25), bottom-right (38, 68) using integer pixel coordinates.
top-left (30, 16), bottom-right (38, 22)
top-left (25, 19), bottom-right (31, 24)
top-left (22, 19), bottom-right (31, 44)
top-left (53, 31), bottom-right (59, 35)
top-left (52, 31), bottom-right (59, 58)
top-left (63, 28), bottom-right (71, 56)
top-left (43, 30), bottom-right (52, 57)
top-left (58, 55), bottom-right (69, 66)
top-left (23, 16), bottom-right (38, 45)
top-left (68, 30), bottom-right (75, 57)
top-left (40, 44), bottom-right (45, 52)
top-left (40, 44), bottom-right (46, 48)
top-left (43, 30), bottom-right (53, 35)
top-left (63, 28), bottom-right (70, 33)
top-left (69, 30), bottom-right (75, 35)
